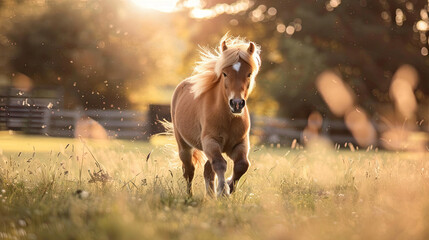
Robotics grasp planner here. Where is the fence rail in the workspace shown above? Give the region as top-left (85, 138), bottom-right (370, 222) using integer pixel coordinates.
top-left (46, 109), bottom-right (143, 138)
top-left (2, 89), bottom-right (426, 146)
top-left (0, 87), bottom-right (153, 139)
top-left (251, 115), bottom-right (360, 145)
top-left (0, 100), bottom-right (371, 144)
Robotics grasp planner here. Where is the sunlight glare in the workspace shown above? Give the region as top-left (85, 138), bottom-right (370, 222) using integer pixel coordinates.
top-left (131, 0), bottom-right (179, 13)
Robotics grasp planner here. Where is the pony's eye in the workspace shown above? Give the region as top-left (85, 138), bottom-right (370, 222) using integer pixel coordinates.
top-left (222, 72), bottom-right (227, 77)
top-left (247, 73), bottom-right (252, 78)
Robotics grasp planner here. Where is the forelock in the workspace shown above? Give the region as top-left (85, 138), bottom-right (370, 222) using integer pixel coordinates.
top-left (215, 47), bottom-right (260, 76)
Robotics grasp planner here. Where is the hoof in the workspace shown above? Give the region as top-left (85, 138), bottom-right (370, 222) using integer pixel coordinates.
top-left (216, 183), bottom-right (230, 198)
top-left (186, 185), bottom-right (193, 197)
top-left (205, 188), bottom-right (215, 198)
top-left (227, 178), bottom-right (234, 194)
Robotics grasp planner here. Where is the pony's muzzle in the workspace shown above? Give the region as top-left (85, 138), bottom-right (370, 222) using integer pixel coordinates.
top-left (229, 98), bottom-right (246, 114)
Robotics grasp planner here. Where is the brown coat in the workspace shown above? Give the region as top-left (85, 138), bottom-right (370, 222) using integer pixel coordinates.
top-left (170, 37), bottom-right (260, 197)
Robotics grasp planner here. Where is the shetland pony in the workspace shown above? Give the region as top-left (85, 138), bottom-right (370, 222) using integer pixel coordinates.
top-left (171, 35), bottom-right (261, 197)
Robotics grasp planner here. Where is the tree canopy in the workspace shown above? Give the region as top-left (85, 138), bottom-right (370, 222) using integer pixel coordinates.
top-left (179, 0), bottom-right (429, 118)
top-left (0, 0), bottom-right (428, 120)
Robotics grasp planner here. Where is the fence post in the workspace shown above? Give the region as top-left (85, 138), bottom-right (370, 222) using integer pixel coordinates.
top-left (321, 118), bottom-right (329, 137)
top-left (42, 108), bottom-right (51, 135)
top-left (148, 104), bottom-right (171, 136)
top-left (73, 109), bottom-right (81, 137)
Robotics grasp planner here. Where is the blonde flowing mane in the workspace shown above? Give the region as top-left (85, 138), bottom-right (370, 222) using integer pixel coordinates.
top-left (188, 35), bottom-right (261, 98)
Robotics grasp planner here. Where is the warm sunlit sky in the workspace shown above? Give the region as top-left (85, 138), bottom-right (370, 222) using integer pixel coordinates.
top-left (129, 0), bottom-right (251, 19)
top-left (130, 0), bottom-right (180, 12)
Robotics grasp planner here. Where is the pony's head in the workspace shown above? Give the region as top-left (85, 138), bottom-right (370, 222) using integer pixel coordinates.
top-left (188, 35), bottom-right (261, 115)
top-left (217, 38), bottom-right (260, 115)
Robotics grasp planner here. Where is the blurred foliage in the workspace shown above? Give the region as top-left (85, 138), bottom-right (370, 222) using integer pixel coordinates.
top-left (179, 0), bottom-right (429, 118)
top-left (0, 0), bottom-right (183, 110)
top-left (0, 0), bottom-right (428, 118)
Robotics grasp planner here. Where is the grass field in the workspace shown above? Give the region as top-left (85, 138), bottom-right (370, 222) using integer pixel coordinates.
top-left (0, 133), bottom-right (429, 240)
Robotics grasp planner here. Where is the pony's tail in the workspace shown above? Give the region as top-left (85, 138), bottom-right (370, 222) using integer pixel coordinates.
top-left (159, 119), bottom-right (206, 167)
top-left (158, 119), bottom-right (174, 136)
top-left (192, 149), bottom-right (207, 167)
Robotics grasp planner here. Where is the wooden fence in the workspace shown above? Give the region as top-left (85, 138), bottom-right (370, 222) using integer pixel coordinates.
top-left (0, 87), bottom-right (60, 134)
top-left (1, 105), bottom-right (359, 145)
top-left (47, 109), bottom-right (148, 139)
top-left (252, 115), bottom-right (361, 145)
top-left (0, 87), bottom-right (155, 140)
top-left (3, 87), bottom-right (412, 146)
top-left (1, 106), bottom-right (153, 139)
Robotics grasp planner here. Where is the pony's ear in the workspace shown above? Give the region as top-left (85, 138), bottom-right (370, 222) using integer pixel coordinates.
top-left (247, 42), bottom-right (255, 55)
top-left (221, 41), bottom-right (228, 52)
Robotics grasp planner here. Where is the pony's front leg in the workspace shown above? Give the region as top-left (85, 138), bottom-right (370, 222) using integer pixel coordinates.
top-left (202, 137), bottom-right (229, 197)
top-left (204, 161), bottom-right (215, 197)
top-left (226, 142), bottom-right (250, 194)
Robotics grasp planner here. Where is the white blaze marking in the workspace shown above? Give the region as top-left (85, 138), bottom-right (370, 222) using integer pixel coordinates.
top-left (232, 62), bottom-right (241, 72)
top-left (229, 92), bottom-right (235, 100)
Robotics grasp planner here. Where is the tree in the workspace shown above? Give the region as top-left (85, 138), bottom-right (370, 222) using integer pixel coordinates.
top-left (0, 0), bottom-right (167, 109)
top-left (177, 0), bottom-right (429, 118)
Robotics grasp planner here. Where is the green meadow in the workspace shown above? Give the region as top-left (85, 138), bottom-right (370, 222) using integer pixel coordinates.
top-left (0, 134), bottom-right (428, 240)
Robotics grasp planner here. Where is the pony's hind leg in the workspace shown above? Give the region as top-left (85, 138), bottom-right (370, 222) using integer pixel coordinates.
top-left (175, 135), bottom-right (195, 196)
top-left (204, 161), bottom-right (215, 197)
top-left (180, 149), bottom-right (194, 196)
